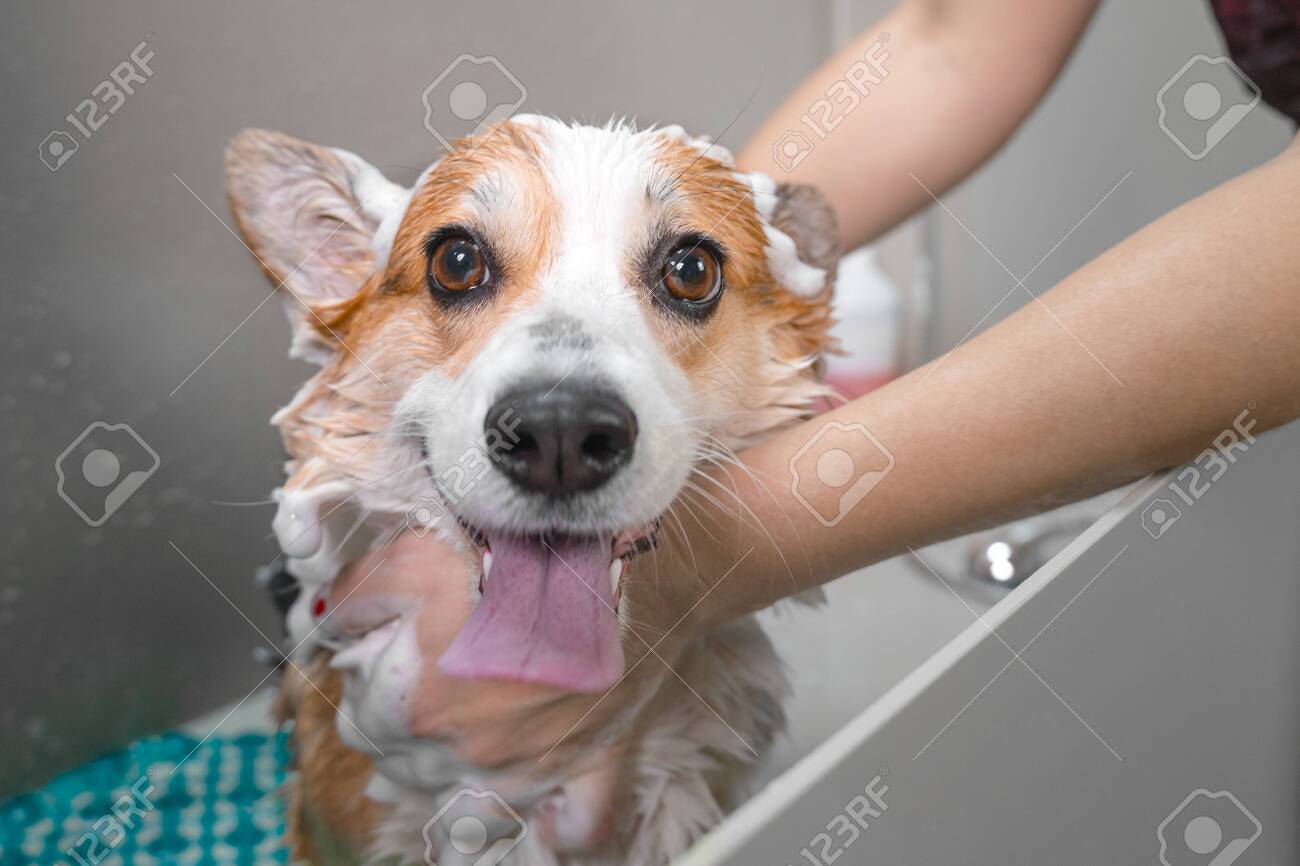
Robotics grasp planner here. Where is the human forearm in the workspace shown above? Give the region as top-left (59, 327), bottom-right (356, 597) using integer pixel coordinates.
top-left (667, 135), bottom-right (1300, 628)
top-left (738, 0), bottom-right (1098, 248)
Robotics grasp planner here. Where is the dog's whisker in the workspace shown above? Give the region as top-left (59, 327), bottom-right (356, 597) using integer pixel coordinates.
top-left (678, 479), bottom-right (744, 524)
top-left (332, 506), bottom-right (373, 558)
top-left (698, 432), bottom-right (780, 485)
top-left (670, 492), bottom-right (720, 544)
top-left (643, 517), bottom-right (665, 596)
top-left (692, 431), bottom-right (801, 525)
top-left (367, 520), bottom-right (413, 559)
top-left (663, 503), bottom-right (703, 578)
top-left (668, 486), bottom-right (726, 543)
top-left (307, 458), bottom-right (428, 511)
top-left (695, 433), bottom-right (815, 590)
top-left (683, 469), bottom-right (799, 594)
top-left (273, 459), bottom-right (431, 560)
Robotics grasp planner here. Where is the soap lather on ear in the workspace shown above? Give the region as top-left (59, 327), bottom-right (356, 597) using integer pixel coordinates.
top-left (223, 129), bottom-right (411, 364)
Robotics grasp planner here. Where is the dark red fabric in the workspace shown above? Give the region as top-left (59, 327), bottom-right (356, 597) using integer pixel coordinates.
top-left (1209, 0), bottom-right (1300, 121)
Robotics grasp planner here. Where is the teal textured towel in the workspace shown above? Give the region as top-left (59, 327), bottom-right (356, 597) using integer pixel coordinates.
top-left (0, 733), bottom-right (289, 866)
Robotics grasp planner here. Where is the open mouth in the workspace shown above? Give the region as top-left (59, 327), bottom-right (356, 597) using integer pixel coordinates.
top-left (436, 518), bottom-right (658, 693)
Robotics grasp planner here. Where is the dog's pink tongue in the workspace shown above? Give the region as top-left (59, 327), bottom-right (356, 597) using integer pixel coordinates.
top-left (438, 533), bottom-right (624, 693)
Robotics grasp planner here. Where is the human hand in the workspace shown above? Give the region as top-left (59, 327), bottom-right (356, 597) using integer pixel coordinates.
top-left (318, 532), bottom-right (690, 773)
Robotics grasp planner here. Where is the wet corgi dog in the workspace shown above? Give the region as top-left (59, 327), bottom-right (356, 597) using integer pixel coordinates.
top-left (225, 117), bottom-right (838, 865)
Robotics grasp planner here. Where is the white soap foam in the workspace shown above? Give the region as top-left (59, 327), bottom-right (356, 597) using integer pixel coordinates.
top-left (730, 169), bottom-right (828, 296)
top-left (333, 615), bottom-right (420, 746)
top-left (736, 170), bottom-right (778, 220)
top-left (655, 124), bottom-right (735, 166)
top-left (330, 147), bottom-right (412, 272)
top-left (762, 224), bottom-right (827, 297)
top-left (272, 480), bottom-right (371, 653)
top-left (272, 485), bottom-right (329, 559)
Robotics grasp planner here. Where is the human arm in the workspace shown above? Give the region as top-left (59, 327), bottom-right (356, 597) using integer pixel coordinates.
top-left (656, 134), bottom-right (1300, 630)
top-left (739, 0), bottom-right (1100, 248)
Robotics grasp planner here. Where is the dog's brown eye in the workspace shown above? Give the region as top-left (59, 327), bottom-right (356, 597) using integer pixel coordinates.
top-left (429, 234), bottom-right (489, 293)
top-left (661, 244), bottom-right (722, 303)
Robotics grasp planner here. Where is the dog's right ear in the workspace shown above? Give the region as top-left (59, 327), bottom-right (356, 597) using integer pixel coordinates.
top-left (770, 182), bottom-right (840, 281)
top-left (224, 129), bottom-right (409, 363)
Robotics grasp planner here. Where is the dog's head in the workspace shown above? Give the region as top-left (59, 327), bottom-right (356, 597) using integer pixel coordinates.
top-left (227, 118), bottom-right (836, 693)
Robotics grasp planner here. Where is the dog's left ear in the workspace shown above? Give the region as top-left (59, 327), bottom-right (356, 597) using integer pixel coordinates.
top-left (225, 129), bottom-right (409, 363)
top-left (769, 182), bottom-right (840, 292)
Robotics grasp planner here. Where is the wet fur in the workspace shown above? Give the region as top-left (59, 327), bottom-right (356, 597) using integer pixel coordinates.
top-left (227, 118), bottom-right (838, 865)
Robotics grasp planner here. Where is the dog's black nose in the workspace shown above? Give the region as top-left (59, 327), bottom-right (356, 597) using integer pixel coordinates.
top-left (485, 383), bottom-right (637, 495)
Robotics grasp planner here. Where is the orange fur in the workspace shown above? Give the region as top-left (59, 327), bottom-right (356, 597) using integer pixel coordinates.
top-left (280, 655), bottom-right (383, 861)
top-left (231, 119), bottom-right (838, 863)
